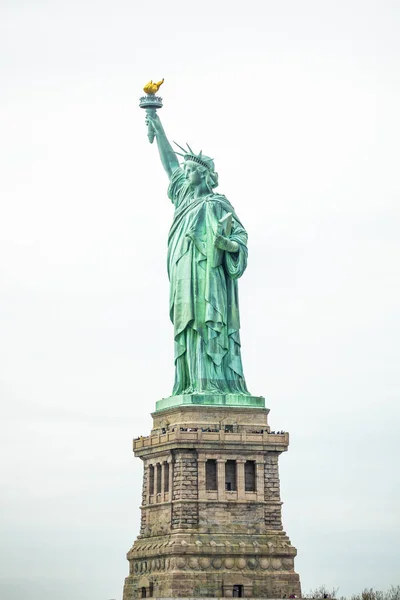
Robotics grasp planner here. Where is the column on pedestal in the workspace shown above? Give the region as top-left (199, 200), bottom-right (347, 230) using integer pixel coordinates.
top-left (236, 459), bottom-right (246, 501)
top-left (168, 457), bottom-right (173, 500)
top-left (156, 463), bottom-right (162, 498)
top-left (217, 458), bottom-right (226, 502)
top-left (161, 462), bottom-right (165, 501)
top-left (197, 456), bottom-right (207, 501)
top-left (256, 459), bottom-right (265, 502)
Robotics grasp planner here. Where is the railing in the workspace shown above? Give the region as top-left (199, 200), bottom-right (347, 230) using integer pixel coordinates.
top-left (133, 429), bottom-right (288, 450)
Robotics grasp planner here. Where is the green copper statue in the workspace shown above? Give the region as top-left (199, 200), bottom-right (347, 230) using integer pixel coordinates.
top-left (141, 83), bottom-right (250, 397)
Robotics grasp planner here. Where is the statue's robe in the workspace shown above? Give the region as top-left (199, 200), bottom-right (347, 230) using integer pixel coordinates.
top-left (167, 167), bottom-right (249, 395)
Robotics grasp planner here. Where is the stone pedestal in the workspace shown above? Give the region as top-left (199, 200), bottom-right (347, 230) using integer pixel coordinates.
top-left (123, 401), bottom-right (301, 599)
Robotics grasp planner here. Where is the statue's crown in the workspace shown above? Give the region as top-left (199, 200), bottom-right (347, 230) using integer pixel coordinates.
top-left (174, 142), bottom-right (214, 171)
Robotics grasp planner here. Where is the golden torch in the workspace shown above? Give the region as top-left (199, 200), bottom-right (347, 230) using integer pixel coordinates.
top-left (139, 78), bottom-right (164, 144)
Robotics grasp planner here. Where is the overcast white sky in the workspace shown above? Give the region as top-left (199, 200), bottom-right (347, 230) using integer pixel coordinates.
top-left (1, 1), bottom-right (399, 599)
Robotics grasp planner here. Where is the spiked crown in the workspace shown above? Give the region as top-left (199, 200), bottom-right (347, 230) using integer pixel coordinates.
top-left (174, 142), bottom-right (215, 172)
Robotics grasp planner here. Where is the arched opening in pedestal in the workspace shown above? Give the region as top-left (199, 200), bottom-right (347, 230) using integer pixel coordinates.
top-left (233, 584), bottom-right (244, 597)
top-left (138, 576), bottom-right (150, 599)
top-left (223, 574), bottom-right (252, 598)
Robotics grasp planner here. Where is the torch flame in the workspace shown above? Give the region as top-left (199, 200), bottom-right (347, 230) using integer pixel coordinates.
top-left (143, 78), bottom-right (164, 95)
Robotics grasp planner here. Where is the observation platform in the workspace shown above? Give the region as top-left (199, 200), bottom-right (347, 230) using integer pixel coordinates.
top-left (133, 428), bottom-right (289, 454)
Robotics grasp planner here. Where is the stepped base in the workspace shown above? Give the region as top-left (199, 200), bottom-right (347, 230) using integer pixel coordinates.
top-left (155, 394), bottom-right (265, 412)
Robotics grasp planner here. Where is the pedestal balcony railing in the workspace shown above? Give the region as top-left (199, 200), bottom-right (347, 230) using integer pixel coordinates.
top-left (133, 429), bottom-right (289, 451)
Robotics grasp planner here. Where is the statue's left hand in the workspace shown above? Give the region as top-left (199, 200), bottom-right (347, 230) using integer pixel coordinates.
top-left (214, 234), bottom-right (239, 253)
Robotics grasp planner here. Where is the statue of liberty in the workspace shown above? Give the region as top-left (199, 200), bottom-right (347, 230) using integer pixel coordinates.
top-left (145, 110), bottom-right (250, 397)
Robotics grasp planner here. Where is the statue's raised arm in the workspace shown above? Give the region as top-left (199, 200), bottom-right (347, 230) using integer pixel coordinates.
top-left (145, 112), bottom-right (179, 179)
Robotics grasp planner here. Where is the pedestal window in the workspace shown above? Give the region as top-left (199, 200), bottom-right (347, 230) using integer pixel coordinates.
top-left (156, 464), bottom-right (162, 494)
top-left (148, 465), bottom-right (154, 495)
top-left (245, 460), bottom-right (256, 491)
top-left (206, 459), bottom-right (217, 490)
top-left (225, 460), bottom-right (237, 491)
top-left (164, 462), bottom-right (169, 492)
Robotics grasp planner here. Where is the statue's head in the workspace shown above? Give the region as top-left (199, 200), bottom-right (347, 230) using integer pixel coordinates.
top-left (174, 142), bottom-right (219, 192)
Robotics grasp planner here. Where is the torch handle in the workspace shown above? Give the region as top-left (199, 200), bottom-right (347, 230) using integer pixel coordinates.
top-left (145, 107), bottom-right (156, 144)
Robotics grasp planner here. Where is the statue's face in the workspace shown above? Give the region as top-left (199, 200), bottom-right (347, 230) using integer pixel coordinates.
top-left (184, 161), bottom-right (202, 186)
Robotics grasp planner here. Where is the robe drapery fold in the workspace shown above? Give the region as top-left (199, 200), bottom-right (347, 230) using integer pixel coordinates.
top-left (167, 167), bottom-right (249, 395)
